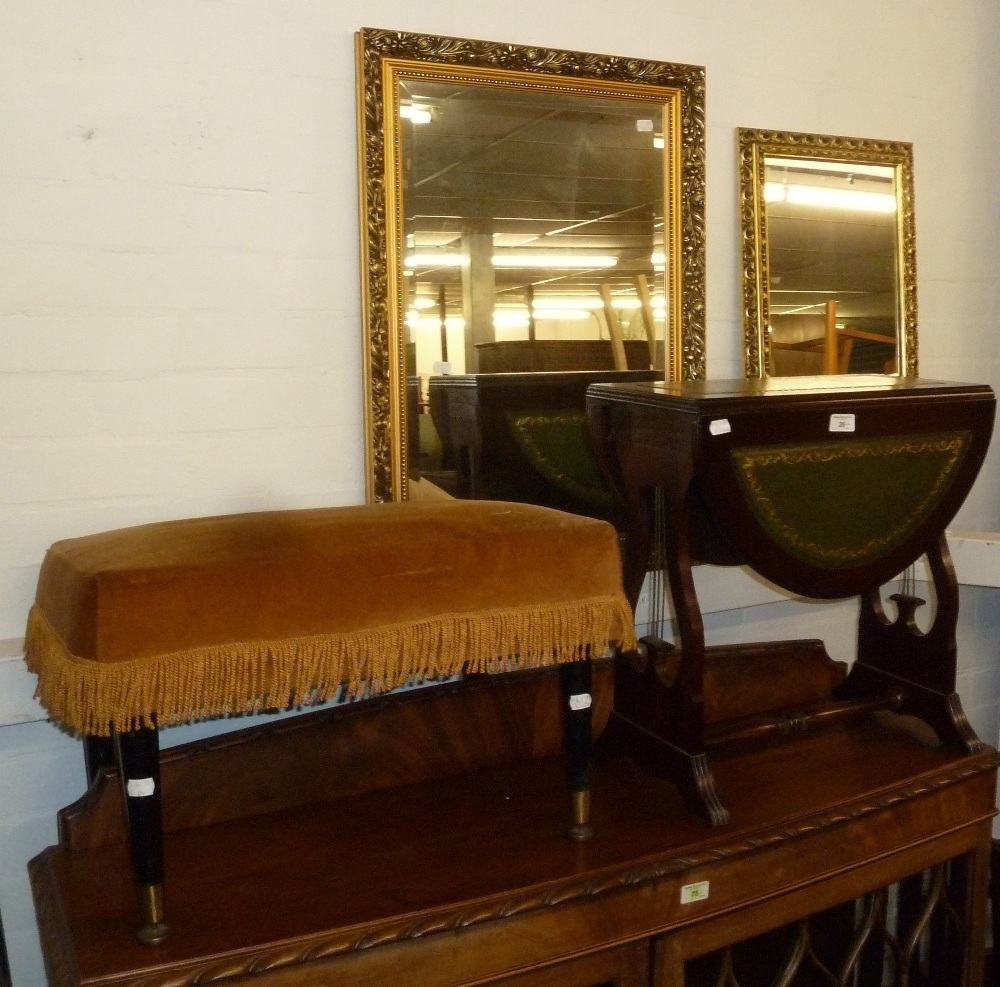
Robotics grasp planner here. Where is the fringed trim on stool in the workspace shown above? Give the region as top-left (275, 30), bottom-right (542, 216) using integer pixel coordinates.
top-left (24, 599), bottom-right (637, 737)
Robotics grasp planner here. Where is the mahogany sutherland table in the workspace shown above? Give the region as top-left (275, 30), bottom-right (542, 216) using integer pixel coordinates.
top-left (586, 375), bottom-right (996, 825)
top-left (29, 666), bottom-right (999, 987)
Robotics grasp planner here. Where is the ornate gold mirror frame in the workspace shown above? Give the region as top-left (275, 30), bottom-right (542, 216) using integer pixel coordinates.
top-left (356, 28), bottom-right (706, 502)
top-left (738, 129), bottom-right (916, 379)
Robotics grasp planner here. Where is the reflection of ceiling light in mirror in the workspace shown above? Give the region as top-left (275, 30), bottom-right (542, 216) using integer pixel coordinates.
top-left (411, 297), bottom-right (436, 310)
top-left (399, 103), bottom-right (432, 124)
top-left (493, 309), bottom-right (531, 329)
top-left (404, 253), bottom-right (466, 268)
top-left (493, 253), bottom-right (618, 268)
top-left (404, 253), bottom-right (617, 269)
top-left (653, 135), bottom-right (664, 149)
top-left (564, 294), bottom-right (666, 313)
top-left (495, 304), bottom-right (593, 323)
top-left (406, 313), bottom-right (465, 330)
top-left (650, 251), bottom-right (666, 266)
top-left (532, 309), bottom-right (591, 321)
top-left (764, 182), bottom-right (896, 213)
top-left (532, 296), bottom-right (641, 312)
top-left (532, 297), bottom-right (602, 312)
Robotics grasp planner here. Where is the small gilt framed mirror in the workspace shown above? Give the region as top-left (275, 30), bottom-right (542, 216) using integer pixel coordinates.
top-left (738, 129), bottom-right (916, 379)
top-left (356, 28), bottom-right (706, 502)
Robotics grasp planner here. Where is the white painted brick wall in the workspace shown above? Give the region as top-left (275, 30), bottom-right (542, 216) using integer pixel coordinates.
top-left (2, 1), bottom-right (1000, 984)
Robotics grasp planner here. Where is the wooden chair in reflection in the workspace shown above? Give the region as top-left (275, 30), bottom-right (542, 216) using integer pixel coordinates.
top-left (770, 300), bottom-right (897, 376)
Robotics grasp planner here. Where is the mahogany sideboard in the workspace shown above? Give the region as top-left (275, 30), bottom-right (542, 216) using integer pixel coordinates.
top-left (30, 664), bottom-right (998, 987)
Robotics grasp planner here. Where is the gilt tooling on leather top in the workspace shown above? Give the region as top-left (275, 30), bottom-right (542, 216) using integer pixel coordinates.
top-left (25, 500), bottom-right (635, 736)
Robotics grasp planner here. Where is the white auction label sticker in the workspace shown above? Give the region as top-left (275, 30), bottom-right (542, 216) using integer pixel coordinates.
top-left (829, 413), bottom-right (856, 432)
top-left (709, 418), bottom-right (731, 436)
top-left (569, 693), bottom-right (592, 711)
top-left (680, 881), bottom-right (710, 904)
top-left (127, 777), bottom-right (156, 798)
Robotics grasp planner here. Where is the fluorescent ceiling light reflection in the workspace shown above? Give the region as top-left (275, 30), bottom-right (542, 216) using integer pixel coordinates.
top-left (404, 253), bottom-right (466, 268)
top-left (400, 103), bottom-right (432, 124)
top-left (532, 295), bottom-right (666, 313)
top-left (494, 304), bottom-right (592, 323)
top-left (405, 252), bottom-right (618, 269)
top-left (406, 313), bottom-right (465, 330)
top-left (493, 310), bottom-right (531, 329)
top-left (531, 309), bottom-right (591, 321)
top-left (764, 182), bottom-right (896, 213)
top-left (493, 253), bottom-right (618, 268)
top-left (532, 296), bottom-right (602, 311)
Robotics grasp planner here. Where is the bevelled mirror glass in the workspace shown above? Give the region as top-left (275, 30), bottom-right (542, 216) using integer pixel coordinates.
top-left (738, 129), bottom-right (916, 379)
top-left (356, 28), bottom-right (706, 502)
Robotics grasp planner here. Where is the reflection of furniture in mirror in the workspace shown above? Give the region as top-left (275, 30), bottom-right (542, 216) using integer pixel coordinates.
top-left (356, 27), bottom-right (706, 502)
top-left (586, 376), bottom-right (995, 826)
top-left (425, 370), bottom-right (658, 520)
top-left (770, 300), bottom-right (898, 376)
top-left (738, 129), bottom-right (916, 379)
top-left (476, 339), bottom-right (660, 374)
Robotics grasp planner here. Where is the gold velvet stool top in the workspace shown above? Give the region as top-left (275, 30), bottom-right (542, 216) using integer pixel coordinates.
top-left (25, 500), bottom-right (636, 737)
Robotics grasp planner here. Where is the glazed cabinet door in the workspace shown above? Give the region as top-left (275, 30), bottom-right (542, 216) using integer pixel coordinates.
top-left (651, 852), bottom-right (987, 987)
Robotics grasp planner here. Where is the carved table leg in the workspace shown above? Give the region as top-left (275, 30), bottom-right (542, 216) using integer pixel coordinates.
top-left (560, 659), bottom-right (594, 842)
top-left (600, 639), bottom-right (730, 828)
top-left (114, 725), bottom-right (171, 944)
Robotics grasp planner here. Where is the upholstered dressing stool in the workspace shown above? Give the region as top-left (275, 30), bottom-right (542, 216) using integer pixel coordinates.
top-left (24, 500), bottom-right (635, 945)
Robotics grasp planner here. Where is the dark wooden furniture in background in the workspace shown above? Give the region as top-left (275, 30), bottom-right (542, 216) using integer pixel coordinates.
top-left (586, 376), bottom-right (996, 825)
top-left (427, 370), bottom-right (658, 519)
top-left (30, 665), bottom-right (999, 987)
top-left (475, 340), bottom-right (659, 374)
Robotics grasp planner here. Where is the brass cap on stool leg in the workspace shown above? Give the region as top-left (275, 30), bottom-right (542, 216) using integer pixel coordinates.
top-left (136, 884), bottom-right (171, 945)
top-left (569, 789), bottom-right (594, 842)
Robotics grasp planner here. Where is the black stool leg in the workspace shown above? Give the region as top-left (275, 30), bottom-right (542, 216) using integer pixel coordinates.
top-left (560, 659), bottom-right (594, 842)
top-left (114, 724), bottom-right (170, 944)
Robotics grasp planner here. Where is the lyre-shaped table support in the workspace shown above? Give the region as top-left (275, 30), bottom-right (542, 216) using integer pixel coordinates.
top-left (838, 533), bottom-right (983, 754)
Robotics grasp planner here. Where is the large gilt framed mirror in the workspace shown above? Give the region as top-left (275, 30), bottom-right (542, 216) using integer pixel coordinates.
top-left (738, 129), bottom-right (916, 379)
top-left (357, 28), bottom-right (706, 502)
